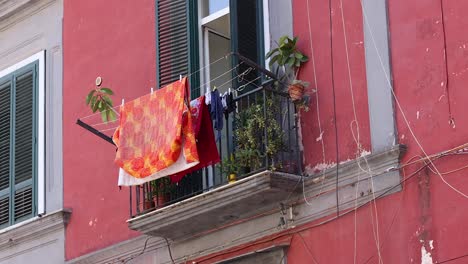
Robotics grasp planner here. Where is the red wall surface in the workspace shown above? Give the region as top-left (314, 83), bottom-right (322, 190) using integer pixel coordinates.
top-left (293, 0), bottom-right (372, 174)
top-left (196, 0), bottom-right (468, 262)
top-left (62, 0), bottom-right (468, 262)
top-left (283, 0), bottom-right (468, 263)
top-left (63, 0), bottom-right (156, 259)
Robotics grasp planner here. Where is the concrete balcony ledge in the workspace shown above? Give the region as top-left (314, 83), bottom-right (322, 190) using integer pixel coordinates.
top-left (127, 170), bottom-right (302, 240)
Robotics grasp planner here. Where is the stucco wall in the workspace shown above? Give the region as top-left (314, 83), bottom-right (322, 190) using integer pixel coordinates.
top-left (0, 0), bottom-right (65, 263)
top-left (0, 0), bottom-right (63, 215)
top-left (287, 0), bottom-right (468, 263)
top-left (63, 0), bottom-right (156, 260)
top-left (292, 0), bottom-right (372, 174)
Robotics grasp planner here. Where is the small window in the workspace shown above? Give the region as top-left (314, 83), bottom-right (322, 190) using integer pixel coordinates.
top-left (0, 52), bottom-right (45, 228)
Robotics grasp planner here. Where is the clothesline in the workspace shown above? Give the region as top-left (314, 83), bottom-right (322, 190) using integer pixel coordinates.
top-left (80, 53), bottom-right (233, 121)
top-left (85, 68), bottom-right (257, 134)
top-left (80, 63), bottom-right (252, 123)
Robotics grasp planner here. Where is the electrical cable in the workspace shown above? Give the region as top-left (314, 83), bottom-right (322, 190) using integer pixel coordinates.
top-left (297, 233), bottom-right (319, 264)
top-left (438, 0), bottom-right (454, 124)
top-left (165, 237), bottom-right (176, 264)
top-left (118, 159), bottom-right (434, 264)
top-left (438, 253), bottom-right (468, 263)
top-left (118, 237), bottom-right (152, 264)
top-left (327, 0), bottom-right (341, 218)
top-left (337, 0), bottom-right (383, 261)
top-left (359, 0), bottom-right (468, 199)
top-left (305, 0), bottom-right (326, 165)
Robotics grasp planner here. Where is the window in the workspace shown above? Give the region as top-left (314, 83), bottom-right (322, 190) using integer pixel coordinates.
top-left (155, 0), bottom-right (264, 95)
top-left (0, 52), bottom-right (45, 228)
top-left (155, 0), bottom-right (264, 191)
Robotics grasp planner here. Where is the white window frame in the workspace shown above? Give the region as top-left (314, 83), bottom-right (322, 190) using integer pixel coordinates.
top-left (0, 50), bottom-right (45, 216)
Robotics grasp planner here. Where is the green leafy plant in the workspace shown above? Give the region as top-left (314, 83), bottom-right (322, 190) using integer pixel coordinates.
top-left (234, 96), bottom-right (285, 171)
top-left (151, 177), bottom-right (171, 196)
top-left (266, 36), bottom-right (309, 81)
top-left (220, 154), bottom-right (240, 176)
top-left (266, 35), bottom-right (312, 110)
top-left (85, 87), bottom-right (117, 123)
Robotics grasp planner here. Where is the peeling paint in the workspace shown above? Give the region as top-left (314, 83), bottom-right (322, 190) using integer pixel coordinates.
top-left (429, 240), bottom-right (434, 250)
top-left (316, 131), bottom-right (324, 142)
top-left (306, 162), bottom-right (337, 174)
top-left (360, 150), bottom-right (371, 157)
top-left (421, 245), bottom-right (433, 264)
top-left (417, 111), bottom-right (420, 120)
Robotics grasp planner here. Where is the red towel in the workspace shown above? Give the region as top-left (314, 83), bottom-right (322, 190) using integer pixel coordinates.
top-left (170, 96), bottom-right (220, 183)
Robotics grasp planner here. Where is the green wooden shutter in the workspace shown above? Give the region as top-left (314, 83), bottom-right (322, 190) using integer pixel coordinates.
top-left (156, 0), bottom-right (199, 97)
top-left (0, 63), bottom-right (37, 227)
top-left (0, 80), bottom-right (11, 227)
top-left (230, 0), bottom-right (264, 87)
top-left (13, 68), bottom-right (36, 222)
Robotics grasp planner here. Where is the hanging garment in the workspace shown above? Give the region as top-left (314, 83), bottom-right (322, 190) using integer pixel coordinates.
top-left (113, 77), bottom-right (199, 186)
top-left (210, 89), bottom-right (224, 141)
top-left (170, 96), bottom-right (220, 183)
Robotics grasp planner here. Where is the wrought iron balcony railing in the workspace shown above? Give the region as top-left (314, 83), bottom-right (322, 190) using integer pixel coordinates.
top-left (129, 79), bottom-right (301, 218)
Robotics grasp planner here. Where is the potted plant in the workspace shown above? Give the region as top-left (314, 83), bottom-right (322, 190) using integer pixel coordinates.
top-left (151, 177), bottom-right (170, 208)
top-left (85, 78), bottom-right (117, 123)
top-left (221, 154), bottom-right (240, 183)
top-left (234, 96), bottom-right (285, 172)
top-left (266, 36), bottom-right (311, 104)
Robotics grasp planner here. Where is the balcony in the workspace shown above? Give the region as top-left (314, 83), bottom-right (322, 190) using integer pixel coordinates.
top-left (127, 76), bottom-right (303, 239)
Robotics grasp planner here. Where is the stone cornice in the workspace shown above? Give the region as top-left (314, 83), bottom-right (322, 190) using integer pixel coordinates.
top-left (66, 145), bottom-right (405, 263)
top-left (0, 0), bottom-right (58, 32)
top-left (67, 235), bottom-right (167, 264)
top-left (0, 209), bottom-right (71, 252)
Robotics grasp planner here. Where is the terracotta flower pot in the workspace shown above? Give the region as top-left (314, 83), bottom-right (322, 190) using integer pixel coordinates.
top-left (153, 194), bottom-right (167, 208)
top-left (142, 200), bottom-right (154, 211)
top-left (288, 83), bottom-right (305, 101)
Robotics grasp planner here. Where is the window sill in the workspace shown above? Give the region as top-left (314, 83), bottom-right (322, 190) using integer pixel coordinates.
top-left (0, 209), bottom-right (71, 251)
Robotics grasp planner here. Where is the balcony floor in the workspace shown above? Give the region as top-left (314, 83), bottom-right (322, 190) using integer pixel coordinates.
top-left (127, 170), bottom-right (302, 240)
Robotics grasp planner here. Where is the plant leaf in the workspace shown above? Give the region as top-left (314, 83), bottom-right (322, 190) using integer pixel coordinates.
top-left (279, 36), bottom-right (288, 45)
top-left (90, 95), bottom-right (97, 109)
top-left (102, 95), bottom-right (113, 107)
top-left (108, 109), bottom-right (117, 122)
top-left (86, 90), bottom-right (96, 105)
top-left (99, 88), bottom-right (114, 95)
top-left (92, 99), bottom-right (99, 113)
top-left (101, 109), bottom-right (108, 123)
top-left (269, 55), bottom-right (279, 67)
top-left (287, 57), bottom-right (295, 67)
top-left (295, 53), bottom-right (304, 59)
top-left (266, 48), bottom-right (278, 58)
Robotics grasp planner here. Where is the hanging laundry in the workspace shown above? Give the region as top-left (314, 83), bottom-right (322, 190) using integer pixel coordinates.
top-left (170, 95), bottom-right (220, 183)
top-left (225, 91), bottom-right (236, 114)
top-left (205, 90), bottom-right (211, 105)
top-left (210, 89), bottom-right (224, 141)
top-left (113, 77), bottom-right (200, 186)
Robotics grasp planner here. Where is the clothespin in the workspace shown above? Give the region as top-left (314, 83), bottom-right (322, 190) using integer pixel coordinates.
top-left (228, 88), bottom-right (231, 94)
top-left (151, 87), bottom-right (154, 94)
top-left (179, 75), bottom-right (182, 82)
top-left (212, 85), bottom-right (217, 92)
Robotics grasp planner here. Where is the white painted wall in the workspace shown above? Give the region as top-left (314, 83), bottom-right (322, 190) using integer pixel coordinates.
top-left (0, 0), bottom-right (65, 263)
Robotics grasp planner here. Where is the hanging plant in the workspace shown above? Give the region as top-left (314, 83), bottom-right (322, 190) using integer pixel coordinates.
top-left (266, 35), bottom-right (313, 110)
top-left (85, 87), bottom-right (117, 123)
